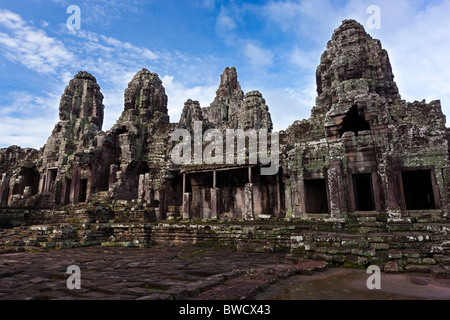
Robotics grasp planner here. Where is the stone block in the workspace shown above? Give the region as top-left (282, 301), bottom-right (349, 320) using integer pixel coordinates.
top-left (429, 266), bottom-right (449, 279)
top-left (370, 243), bottom-right (389, 250)
top-left (384, 262), bottom-right (399, 273)
top-left (405, 265), bottom-right (429, 273)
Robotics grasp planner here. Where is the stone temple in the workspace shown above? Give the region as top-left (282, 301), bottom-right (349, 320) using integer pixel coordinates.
top-left (0, 20), bottom-right (449, 275)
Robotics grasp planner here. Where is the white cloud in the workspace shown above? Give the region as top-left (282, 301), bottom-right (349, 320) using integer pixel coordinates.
top-left (0, 9), bottom-right (73, 74)
top-left (0, 91), bottom-right (60, 149)
top-left (262, 0), bottom-right (338, 42)
top-left (243, 42), bottom-right (274, 68)
top-left (288, 47), bottom-right (320, 70)
top-left (382, 0), bottom-right (450, 120)
top-left (215, 6), bottom-right (238, 45)
top-left (50, 0), bottom-right (146, 28)
top-left (0, 116), bottom-right (56, 149)
top-left (263, 85), bottom-right (316, 132)
top-left (202, 0), bottom-right (216, 9)
top-left (162, 75), bottom-right (217, 123)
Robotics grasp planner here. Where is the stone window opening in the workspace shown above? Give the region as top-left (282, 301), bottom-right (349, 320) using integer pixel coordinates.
top-left (339, 104), bottom-right (371, 138)
top-left (401, 170), bottom-right (436, 210)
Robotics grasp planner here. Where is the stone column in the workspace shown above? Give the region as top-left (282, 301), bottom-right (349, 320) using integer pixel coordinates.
top-left (210, 170), bottom-right (219, 220)
top-left (201, 187), bottom-right (211, 220)
top-left (38, 174), bottom-right (45, 194)
top-left (291, 174), bottom-right (305, 219)
top-left (244, 183), bottom-right (254, 221)
top-left (284, 180), bottom-right (293, 219)
top-left (327, 161), bottom-right (345, 218)
top-left (0, 173), bottom-right (10, 205)
top-left (183, 193), bottom-right (191, 220)
top-left (70, 166), bottom-right (82, 205)
top-left (158, 189), bottom-right (166, 221)
top-left (431, 168), bottom-right (444, 211)
top-left (138, 174), bottom-right (145, 201)
top-left (44, 168), bottom-right (51, 193)
top-left (380, 161), bottom-right (403, 220)
top-left (276, 171), bottom-right (281, 216)
top-left (109, 164), bottom-right (118, 188)
top-left (211, 188), bottom-right (220, 220)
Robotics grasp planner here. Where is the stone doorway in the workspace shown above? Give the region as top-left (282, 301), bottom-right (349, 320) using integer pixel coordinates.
top-left (64, 179), bottom-right (71, 205)
top-left (304, 179), bottom-right (329, 214)
top-left (353, 174), bottom-right (375, 211)
top-left (79, 179), bottom-right (88, 203)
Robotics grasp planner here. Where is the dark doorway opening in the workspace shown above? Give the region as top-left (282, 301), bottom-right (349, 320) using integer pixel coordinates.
top-left (353, 174), bottom-right (375, 211)
top-left (45, 168), bottom-right (58, 192)
top-left (79, 179), bottom-right (88, 203)
top-left (402, 170), bottom-right (436, 210)
top-left (49, 169), bottom-right (57, 185)
top-left (98, 168), bottom-right (110, 192)
top-left (64, 179), bottom-right (72, 205)
top-left (339, 105), bottom-right (371, 137)
top-left (305, 179), bottom-right (329, 214)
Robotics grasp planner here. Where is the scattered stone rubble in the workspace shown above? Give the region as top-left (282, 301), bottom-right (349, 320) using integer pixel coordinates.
top-left (0, 20), bottom-right (449, 277)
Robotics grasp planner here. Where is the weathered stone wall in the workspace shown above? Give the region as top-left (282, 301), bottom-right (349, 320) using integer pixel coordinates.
top-left (150, 220), bottom-right (449, 274)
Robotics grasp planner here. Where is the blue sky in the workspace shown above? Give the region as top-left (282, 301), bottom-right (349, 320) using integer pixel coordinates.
top-left (0, 0), bottom-right (449, 149)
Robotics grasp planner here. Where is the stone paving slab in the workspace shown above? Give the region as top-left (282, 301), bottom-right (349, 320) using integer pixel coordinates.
top-left (0, 246), bottom-right (292, 300)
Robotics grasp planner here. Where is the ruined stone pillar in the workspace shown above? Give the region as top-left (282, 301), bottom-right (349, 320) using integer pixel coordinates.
top-left (0, 173), bottom-right (10, 206)
top-left (70, 166), bottom-right (82, 205)
top-left (109, 164), bottom-right (118, 188)
top-left (284, 178), bottom-right (293, 219)
top-left (183, 193), bottom-right (191, 220)
top-left (158, 189), bottom-right (166, 221)
top-left (138, 174), bottom-right (145, 201)
top-left (38, 175), bottom-right (45, 194)
top-left (291, 174), bottom-right (305, 219)
top-left (144, 174), bottom-right (151, 202)
top-left (327, 161), bottom-right (345, 218)
top-left (211, 188), bottom-right (219, 220)
top-left (244, 183), bottom-right (254, 221)
top-left (201, 188), bottom-right (211, 220)
top-left (276, 171), bottom-right (281, 216)
top-left (379, 161), bottom-right (403, 220)
top-left (434, 168), bottom-right (448, 216)
top-left (44, 168), bottom-right (51, 193)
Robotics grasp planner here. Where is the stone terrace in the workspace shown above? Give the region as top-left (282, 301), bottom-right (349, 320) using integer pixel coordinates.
top-left (0, 246), bottom-right (327, 300)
